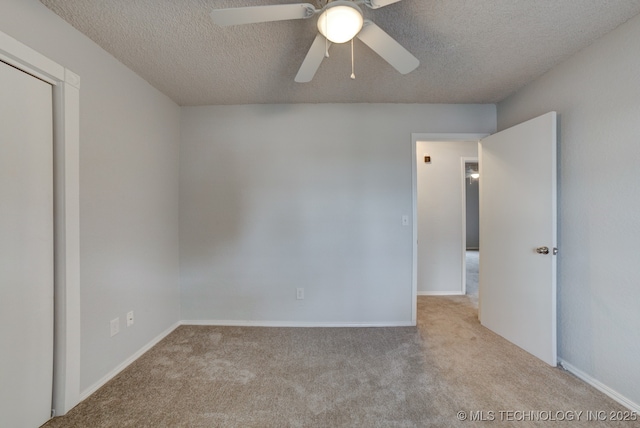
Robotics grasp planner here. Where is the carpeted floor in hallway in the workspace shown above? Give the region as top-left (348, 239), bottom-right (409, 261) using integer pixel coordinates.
top-left (43, 296), bottom-right (635, 427)
top-left (465, 250), bottom-right (479, 306)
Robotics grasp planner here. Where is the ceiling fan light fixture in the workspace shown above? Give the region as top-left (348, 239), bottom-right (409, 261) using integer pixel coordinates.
top-left (317, 2), bottom-right (364, 44)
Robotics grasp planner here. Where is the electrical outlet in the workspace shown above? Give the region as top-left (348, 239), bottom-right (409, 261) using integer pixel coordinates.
top-left (126, 311), bottom-right (134, 327)
top-left (296, 288), bottom-right (304, 300)
top-left (110, 317), bottom-right (120, 337)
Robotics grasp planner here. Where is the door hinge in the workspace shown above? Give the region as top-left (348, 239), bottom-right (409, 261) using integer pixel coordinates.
top-left (553, 247), bottom-right (558, 255)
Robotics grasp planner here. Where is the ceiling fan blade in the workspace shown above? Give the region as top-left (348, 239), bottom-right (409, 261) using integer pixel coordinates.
top-left (211, 3), bottom-right (316, 27)
top-left (356, 20), bottom-right (419, 74)
top-left (295, 33), bottom-right (331, 83)
top-left (364, 0), bottom-right (402, 9)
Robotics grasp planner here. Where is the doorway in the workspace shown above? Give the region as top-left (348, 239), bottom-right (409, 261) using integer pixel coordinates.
top-left (411, 117), bottom-right (557, 365)
top-left (411, 133), bottom-right (488, 324)
top-left (463, 160), bottom-right (479, 307)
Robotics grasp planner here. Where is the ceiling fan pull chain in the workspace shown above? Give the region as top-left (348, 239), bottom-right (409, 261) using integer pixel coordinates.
top-left (351, 38), bottom-right (356, 79)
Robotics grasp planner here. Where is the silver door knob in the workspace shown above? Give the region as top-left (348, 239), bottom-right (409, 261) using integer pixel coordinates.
top-left (536, 246), bottom-right (549, 254)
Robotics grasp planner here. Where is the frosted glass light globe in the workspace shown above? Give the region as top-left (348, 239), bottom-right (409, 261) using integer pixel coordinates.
top-left (317, 2), bottom-right (364, 44)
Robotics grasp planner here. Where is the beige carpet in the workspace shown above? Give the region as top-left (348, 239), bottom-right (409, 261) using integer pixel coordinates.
top-left (44, 297), bottom-right (635, 427)
top-left (465, 250), bottom-right (479, 306)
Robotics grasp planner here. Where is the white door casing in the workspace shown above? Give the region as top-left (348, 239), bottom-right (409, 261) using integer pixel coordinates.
top-left (0, 30), bottom-right (81, 416)
top-left (479, 112), bottom-right (557, 366)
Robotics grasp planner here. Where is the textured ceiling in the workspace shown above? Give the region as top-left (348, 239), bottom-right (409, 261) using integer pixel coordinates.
top-left (40, 0), bottom-right (640, 106)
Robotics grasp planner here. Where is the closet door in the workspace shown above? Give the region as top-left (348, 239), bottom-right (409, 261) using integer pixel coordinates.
top-left (0, 60), bottom-right (54, 427)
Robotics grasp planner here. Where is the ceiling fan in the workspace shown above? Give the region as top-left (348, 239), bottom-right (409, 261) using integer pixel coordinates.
top-left (210, 0), bottom-right (420, 82)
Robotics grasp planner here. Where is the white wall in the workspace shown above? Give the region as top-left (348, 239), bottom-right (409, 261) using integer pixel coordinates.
top-left (0, 0), bottom-right (181, 393)
top-left (180, 104), bottom-right (495, 324)
top-left (498, 13), bottom-right (640, 408)
top-left (416, 141), bottom-right (478, 294)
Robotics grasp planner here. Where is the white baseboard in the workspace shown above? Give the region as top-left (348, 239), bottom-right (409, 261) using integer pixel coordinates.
top-left (418, 291), bottom-right (464, 296)
top-left (79, 321), bottom-right (180, 402)
top-left (181, 320), bottom-right (414, 328)
top-left (558, 359), bottom-right (640, 413)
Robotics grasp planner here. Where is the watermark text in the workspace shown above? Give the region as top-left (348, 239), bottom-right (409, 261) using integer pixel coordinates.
top-left (456, 410), bottom-right (637, 422)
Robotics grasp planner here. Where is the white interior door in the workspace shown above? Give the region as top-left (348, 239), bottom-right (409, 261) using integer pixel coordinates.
top-left (479, 112), bottom-right (557, 366)
top-left (0, 61), bottom-right (54, 426)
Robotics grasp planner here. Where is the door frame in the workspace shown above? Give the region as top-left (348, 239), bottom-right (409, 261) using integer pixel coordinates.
top-left (0, 30), bottom-right (81, 416)
top-left (411, 133), bottom-right (488, 325)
